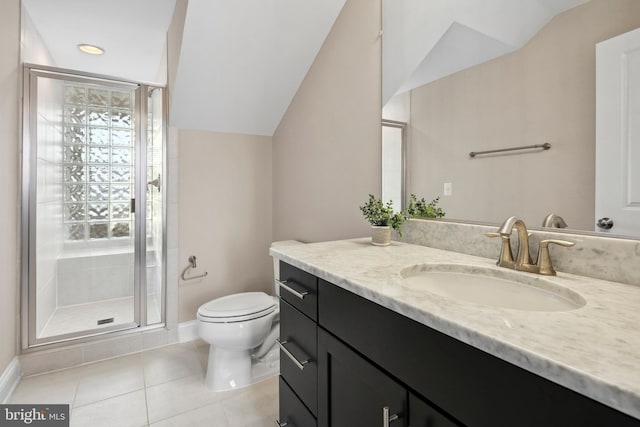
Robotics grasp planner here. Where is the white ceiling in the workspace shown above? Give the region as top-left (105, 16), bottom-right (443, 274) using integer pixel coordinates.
top-left (21, 0), bottom-right (346, 137)
top-left (21, 0), bottom-right (588, 136)
top-left (169, 0), bottom-right (346, 136)
top-left (21, 0), bottom-right (176, 84)
top-left (382, 0), bottom-right (590, 104)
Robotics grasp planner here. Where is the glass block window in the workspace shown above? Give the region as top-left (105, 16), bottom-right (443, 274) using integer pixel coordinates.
top-left (63, 84), bottom-right (135, 241)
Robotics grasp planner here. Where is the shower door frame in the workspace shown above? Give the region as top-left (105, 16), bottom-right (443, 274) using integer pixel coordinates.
top-left (21, 65), bottom-right (167, 350)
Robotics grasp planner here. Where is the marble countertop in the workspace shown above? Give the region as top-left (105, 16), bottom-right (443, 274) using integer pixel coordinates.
top-left (270, 238), bottom-right (640, 420)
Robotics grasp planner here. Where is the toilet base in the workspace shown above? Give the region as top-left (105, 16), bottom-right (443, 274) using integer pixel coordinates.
top-left (205, 347), bottom-right (252, 391)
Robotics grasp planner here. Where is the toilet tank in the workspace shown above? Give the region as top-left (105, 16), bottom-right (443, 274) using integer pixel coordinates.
top-left (271, 240), bottom-right (304, 296)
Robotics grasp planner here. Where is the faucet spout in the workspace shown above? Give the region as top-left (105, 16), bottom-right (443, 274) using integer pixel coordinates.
top-left (497, 216), bottom-right (533, 267)
top-left (542, 213), bottom-right (568, 228)
top-left (489, 216), bottom-right (576, 276)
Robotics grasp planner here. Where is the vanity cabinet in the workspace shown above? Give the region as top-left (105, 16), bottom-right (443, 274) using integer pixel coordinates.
top-left (277, 261), bottom-right (640, 427)
top-left (280, 298), bottom-right (318, 416)
top-left (318, 328), bottom-right (458, 427)
top-left (278, 262), bottom-right (319, 426)
top-left (317, 329), bottom-right (407, 426)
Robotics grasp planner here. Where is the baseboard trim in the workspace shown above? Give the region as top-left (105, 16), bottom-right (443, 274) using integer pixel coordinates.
top-left (0, 357), bottom-right (21, 404)
top-left (178, 320), bottom-right (198, 343)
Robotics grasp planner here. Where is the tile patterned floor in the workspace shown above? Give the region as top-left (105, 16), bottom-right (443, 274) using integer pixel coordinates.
top-left (9, 340), bottom-right (279, 427)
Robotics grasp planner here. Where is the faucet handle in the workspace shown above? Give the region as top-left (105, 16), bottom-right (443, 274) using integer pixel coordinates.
top-left (536, 239), bottom-right (575, 276)
top-left (485, 232), bottom-right (514, 267)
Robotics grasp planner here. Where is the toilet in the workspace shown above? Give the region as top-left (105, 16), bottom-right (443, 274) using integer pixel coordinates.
top-left (197, 292), bottom-right (278, 390)
top-left (197, 240), bottom-right (303, 391)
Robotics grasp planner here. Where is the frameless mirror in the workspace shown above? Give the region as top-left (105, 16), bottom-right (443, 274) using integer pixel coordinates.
top-left (382, 0), bottom-right (640, 238)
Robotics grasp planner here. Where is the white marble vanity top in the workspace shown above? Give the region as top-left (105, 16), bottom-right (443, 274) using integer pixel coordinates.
top-left (270, 238), bottom-right (640, 420)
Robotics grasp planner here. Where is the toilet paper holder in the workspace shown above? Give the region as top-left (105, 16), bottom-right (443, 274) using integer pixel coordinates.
top-left (181, 255), bottom-right (208, 281)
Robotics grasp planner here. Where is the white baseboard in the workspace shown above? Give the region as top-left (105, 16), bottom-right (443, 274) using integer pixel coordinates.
top-left (178, 320), bottom-right (198, 343)
top-left (0, 357), bottom-right (21, 404)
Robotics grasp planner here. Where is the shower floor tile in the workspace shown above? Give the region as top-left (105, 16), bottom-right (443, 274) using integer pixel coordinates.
top-left (39, 295), bottom-right (162, 339)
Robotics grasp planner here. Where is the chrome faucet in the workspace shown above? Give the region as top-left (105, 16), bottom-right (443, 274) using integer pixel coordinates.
top-left (486, 216), bottom-right (575, 276)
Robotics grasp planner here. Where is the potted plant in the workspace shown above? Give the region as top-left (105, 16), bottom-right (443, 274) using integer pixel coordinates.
top-left (359, 194), bottom-right (408, 246)
top-left (407, 194), bottom-right (445, 219)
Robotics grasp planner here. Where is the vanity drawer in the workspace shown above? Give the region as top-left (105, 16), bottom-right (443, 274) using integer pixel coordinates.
top-left (279, 376), bottom-right (317, 427)
top-left (279, 261), bottom-right (318, 321)
top-left (280, 299), bottom-right (318, 416)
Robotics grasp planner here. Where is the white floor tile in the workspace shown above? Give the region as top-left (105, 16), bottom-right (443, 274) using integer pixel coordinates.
top-left (74, 354), bottom-right (145, 407)
top-left (9, 341), bottom-right (278, 427)
top-left (223, 377), bottom-right (279, 427)
top-left (149, 401), bottom-right (228, 427)
top-left (142, 342), bottom-right (205, 387)
top-left (70, 389), bottom-right (148, 427)
top-left (145, 374), bottom-right (243, 424)
top-left (8, 370), bottom-right (79, 406)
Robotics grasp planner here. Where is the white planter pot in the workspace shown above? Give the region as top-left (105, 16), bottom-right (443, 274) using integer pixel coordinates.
top-left (371, 225), bottom-right (391, 246)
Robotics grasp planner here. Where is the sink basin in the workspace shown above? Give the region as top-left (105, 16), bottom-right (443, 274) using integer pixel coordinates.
top-left (400, 264), bottom-right (586, 312)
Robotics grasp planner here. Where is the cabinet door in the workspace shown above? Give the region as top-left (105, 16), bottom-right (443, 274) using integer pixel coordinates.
top-left (318, 328), bottom-right (407, 427)
top-left (279, 376), bottom-right (317, 427)
top-left (409, 393), bottom-right (460, 427)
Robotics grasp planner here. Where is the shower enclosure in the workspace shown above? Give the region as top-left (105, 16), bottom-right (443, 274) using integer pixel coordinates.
top-left (21, 67), bottom-right (166, 348)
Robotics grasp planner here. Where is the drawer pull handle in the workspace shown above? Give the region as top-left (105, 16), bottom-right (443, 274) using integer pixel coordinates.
top-left (276, 339), bottom-right (309, 371)
top-left (275, 419), bottom-right (288, 426)
top-left (276, 280), bottom-right (309, 300)
top-left (383, 406), bottom-right (400, 427)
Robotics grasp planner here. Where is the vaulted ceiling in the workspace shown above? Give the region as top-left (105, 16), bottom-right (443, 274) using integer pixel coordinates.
top-left (170, 0), bottom-right (346, 136)
top-left (21, 0), bottom-right (588, 136)
top-left (382, 0), bottom-right (590, 104)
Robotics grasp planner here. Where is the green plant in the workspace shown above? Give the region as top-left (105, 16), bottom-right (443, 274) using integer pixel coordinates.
top-left (407, 194), bottom-right (446, 218)
top-left (359, 194), bottom-right (408, 235)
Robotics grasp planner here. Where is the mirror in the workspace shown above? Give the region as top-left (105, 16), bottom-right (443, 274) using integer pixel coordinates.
top-left (382, 0), bottom-right (640, 238)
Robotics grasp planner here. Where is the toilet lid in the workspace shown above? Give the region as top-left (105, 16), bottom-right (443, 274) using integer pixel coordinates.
top-left (198, 292), bottom-right (276, 320)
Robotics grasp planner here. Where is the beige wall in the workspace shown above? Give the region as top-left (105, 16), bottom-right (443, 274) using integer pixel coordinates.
top-left (178, 130), bottom-right (273, 322)
top-left (409, 0), bottom-right (640, 230)
top-left (272, 0), bottom-right (382, 243)
top-left (0, 0), bottom-right (20, 373)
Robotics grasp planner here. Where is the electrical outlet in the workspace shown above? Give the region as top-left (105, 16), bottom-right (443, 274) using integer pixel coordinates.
top-left (444, 182), bottom-right (453, 196)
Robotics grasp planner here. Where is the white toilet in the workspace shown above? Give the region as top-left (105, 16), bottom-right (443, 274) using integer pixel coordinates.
top-left (197, 292), bottom-right (278, 391)
top-left (197, 240), bottom-right (303, 391)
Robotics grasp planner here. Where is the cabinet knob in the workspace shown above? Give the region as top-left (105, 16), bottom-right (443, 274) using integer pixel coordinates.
top-left (383, 406), bottom-right (400, 427)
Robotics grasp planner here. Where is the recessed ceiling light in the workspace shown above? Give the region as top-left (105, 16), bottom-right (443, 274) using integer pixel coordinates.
top-left (78, 44), bottom-right (105, 55)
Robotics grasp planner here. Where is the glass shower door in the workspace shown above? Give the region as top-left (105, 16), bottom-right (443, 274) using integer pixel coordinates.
top-left (145, 86), bottom-right (165, 326)
top-left (22, 68), bottom-right (164, 348)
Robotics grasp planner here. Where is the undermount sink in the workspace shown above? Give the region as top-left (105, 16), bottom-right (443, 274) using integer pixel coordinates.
top-left (400, 264), bottom-right (586, 312)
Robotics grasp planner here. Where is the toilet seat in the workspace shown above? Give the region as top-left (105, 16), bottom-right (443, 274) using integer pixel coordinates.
top-left (198, 292), bottom-right (276, 323)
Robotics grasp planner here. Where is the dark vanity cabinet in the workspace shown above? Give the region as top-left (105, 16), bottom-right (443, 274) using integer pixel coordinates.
top-left (278, 263), bottom-right (319, 426)
top-left (277, 261), bottom-right (640, 427)
top-left (317, 329), bottom-right (408, 427)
